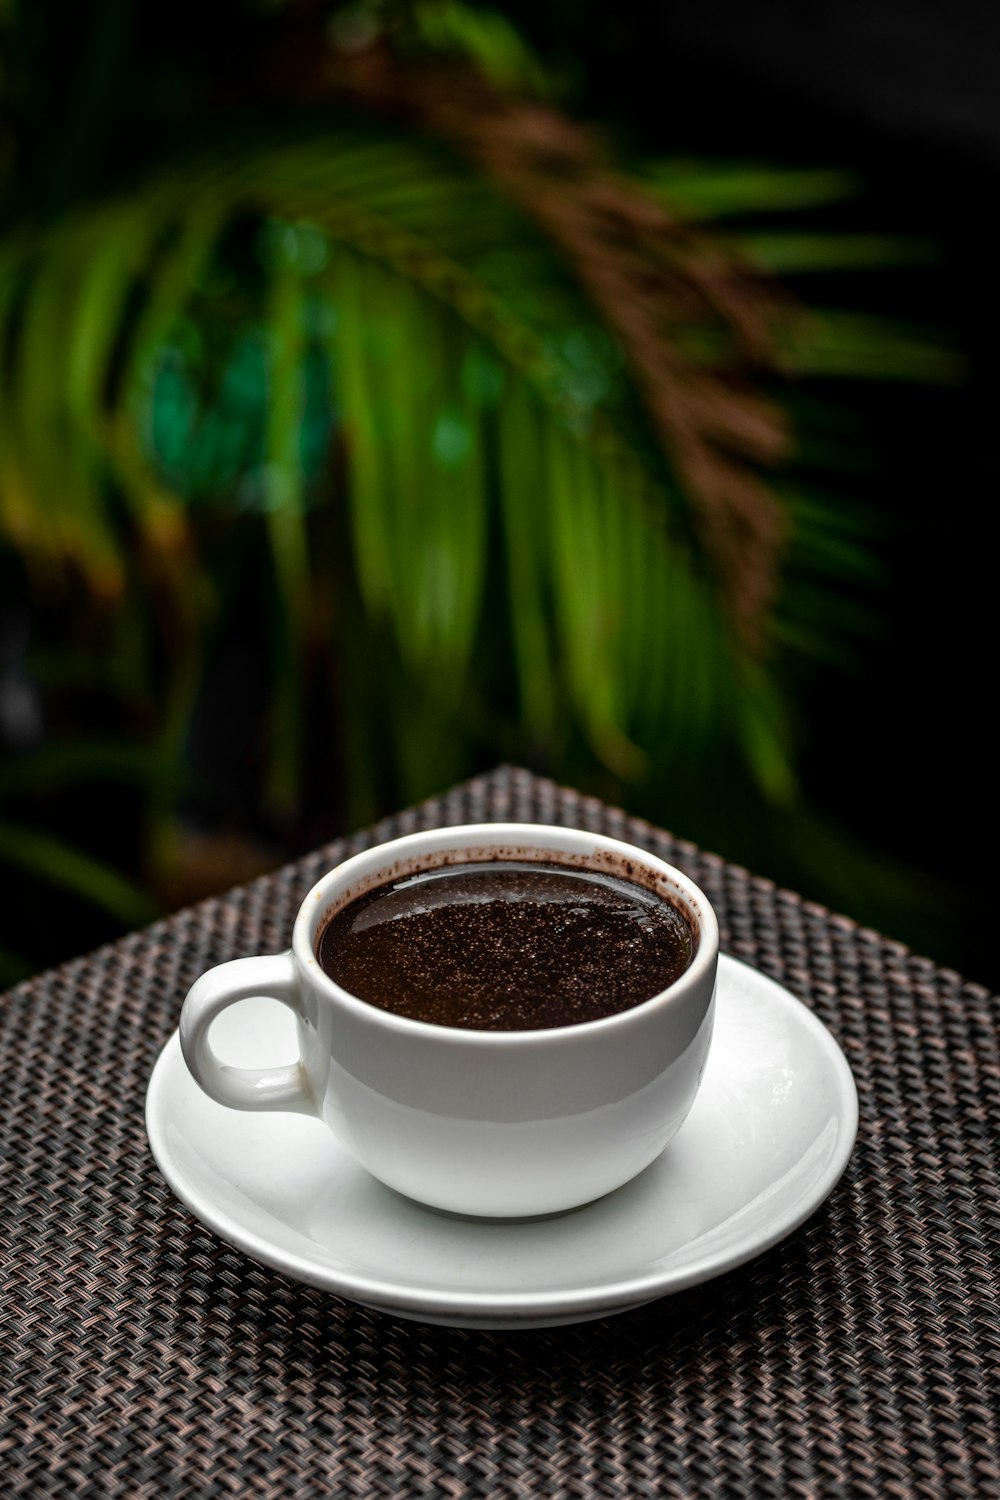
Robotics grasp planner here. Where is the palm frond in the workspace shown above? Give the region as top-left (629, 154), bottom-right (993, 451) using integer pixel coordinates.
top-left (0, 122), bottom-right (932, 825)
top-left (642, 161), bottom-right (862, 219)
top-left (783, 309), bottom-right (965, 382)
top-left (729, 231), bottom-right (937, 274)
top-left (0, 819), bottom-right (159, 927)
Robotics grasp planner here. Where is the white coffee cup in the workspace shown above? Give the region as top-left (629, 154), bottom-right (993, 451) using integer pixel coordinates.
top-left (179, 823), bottom-right (719, 1217)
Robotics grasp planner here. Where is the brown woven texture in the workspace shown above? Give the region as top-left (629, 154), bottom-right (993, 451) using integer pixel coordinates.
top-left (1, 765), bottom-right (997, 1497)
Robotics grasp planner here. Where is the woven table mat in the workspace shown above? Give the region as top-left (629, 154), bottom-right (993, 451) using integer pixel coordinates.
top-left (2, 764), bottom-right (997, 1498)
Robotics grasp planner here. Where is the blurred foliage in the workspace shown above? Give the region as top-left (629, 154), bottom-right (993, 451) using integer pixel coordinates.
top-left (0, 0), bottom-right (963, 983)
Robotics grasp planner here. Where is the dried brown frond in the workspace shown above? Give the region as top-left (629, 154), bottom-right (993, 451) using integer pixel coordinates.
top-left (326, 44), bottom-right (793, 646)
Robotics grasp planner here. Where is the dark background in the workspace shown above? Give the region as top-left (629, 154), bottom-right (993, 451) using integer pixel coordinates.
top-left (1, 1), bottom-right (996, 989)
top-left (559, 0), bottom-right (999, 987)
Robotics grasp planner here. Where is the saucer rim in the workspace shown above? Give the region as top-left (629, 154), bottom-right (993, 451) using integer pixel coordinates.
top-left (145, 954), bottom-right (859, 1325)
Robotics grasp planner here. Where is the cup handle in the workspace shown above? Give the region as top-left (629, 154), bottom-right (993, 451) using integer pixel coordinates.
top-left (179, 953), bottom-right (317, 1115)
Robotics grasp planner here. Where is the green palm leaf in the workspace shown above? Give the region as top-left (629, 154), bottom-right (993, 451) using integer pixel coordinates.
top-left (0, 820), bottom-right (159, 927)
top-left (0, 125), bottom-right (926, 832)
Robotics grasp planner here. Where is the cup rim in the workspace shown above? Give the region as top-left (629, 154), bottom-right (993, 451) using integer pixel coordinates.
top-left (292, 822), bottom-right (719, 1045)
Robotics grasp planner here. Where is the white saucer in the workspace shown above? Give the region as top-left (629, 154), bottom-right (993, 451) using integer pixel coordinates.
top-left (145, 954), bottom-right (858, 1329)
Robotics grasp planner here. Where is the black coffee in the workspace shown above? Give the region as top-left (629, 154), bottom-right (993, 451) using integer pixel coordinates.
top-left (316, 860), bottom-right (694, 1030)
